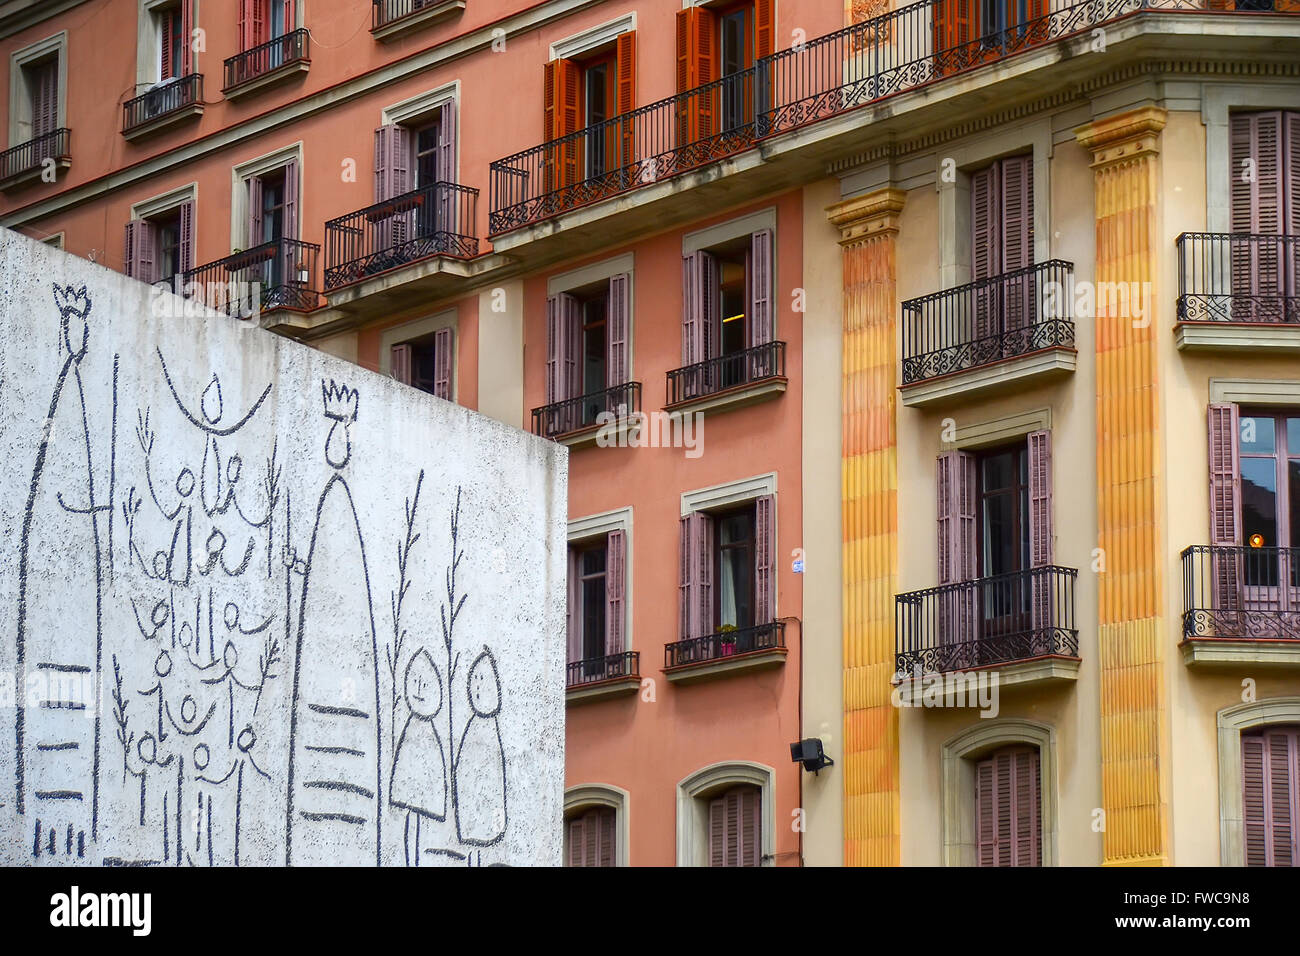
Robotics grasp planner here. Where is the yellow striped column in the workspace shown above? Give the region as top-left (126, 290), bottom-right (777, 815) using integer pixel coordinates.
top-left (1074, 107), bottom-right (1169, 866)
top-left (826, 188), bottom-right (905, 867)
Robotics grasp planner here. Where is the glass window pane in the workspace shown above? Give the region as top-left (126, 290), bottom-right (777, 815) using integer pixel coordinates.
top-left (1287, 418), bottom-right (1300, 456)
top-left (1291, 460), bottom-right (1300, 555)
top-left (1241, 457), bottom-right (1278, 547)
top-left (1239, 416), bottom-right (1275, 455)
top-left (581, 546), bottom-right (606, 576)
top-left (982, 452), bottom-right (1013, 492)
top-left (982, 491), bottom-right (1016, 576)
top-left (581, 576), bottom-right (605, 659)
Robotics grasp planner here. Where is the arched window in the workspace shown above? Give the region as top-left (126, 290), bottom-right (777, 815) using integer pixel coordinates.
top-left (565, 805), bottom-right (616, 867)
top-left (974, 745), bottom-right (1041, 867)
top-left (1242, 725), bottom-right (1299, 867)
top-left (707, 784), bottom-right (761, 867)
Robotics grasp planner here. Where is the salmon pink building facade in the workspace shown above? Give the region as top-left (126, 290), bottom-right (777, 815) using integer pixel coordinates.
top-left (5, 0), bottom-right (1300, 867)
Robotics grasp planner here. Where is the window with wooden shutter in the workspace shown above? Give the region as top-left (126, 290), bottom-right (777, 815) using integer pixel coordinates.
top-left (749, 228), bottom-right (773, 349)
top-left (708, 785), bottom-right (761, 867)
top-left (177, 200), bottom-right (194, 276)
top-left (607, 273), bottom-right (629, 389)
top-left (124, 220), bottom-right (159, 284)
top-left (975, 745), bottom-right (1041, 867)
top-left (566, 546), bottom-right (580, 667)
top-left (433, 327), bottom-right (453, 400)
top-left (565, 806), bottom-right (617, 867)
top-left (936, 450), bottom-right (977, 661)
top-left (1229, 111), bottom-right (1299, 320)
top-left (605, 529), bottom-right (625, 656)
top-left (615, 32), bottom-right (636, 168)
top-left (754, 494), bottom-right (775, 625)
top-left (970, 155), bottom-right (1035, 343)
top-left (679, 511), bottom-right (715, 642)
top-left (374, 125), bottom-right (412, 203)
top-left (675, 6), bottom-right (717, 148)
top-left (390, 343), bottom-right (413, 386)
top-left (27, 58), bottom-right (58, 141)
top-left (543, 59), bottom-right (581, 192)
top-left (435, 100), bottom-right (458, 233)
top-left (1208, 403), bottom-right (1242, 613)
top-left (1242, 727), bottom-right (1299, 867)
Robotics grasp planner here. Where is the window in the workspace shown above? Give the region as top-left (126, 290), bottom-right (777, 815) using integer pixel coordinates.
top-left (239, 0), bottom-right (293, 50)
top-left (124, 201), bottom-right (194, 286)
top-left (1228, 111), bottom-right (1299, 318)
top-left (679, 228), bottom-right (774, 398)
top-left (974, 745), bottom-right (1042, 867)
top-left (970, 154), bottom-right (1034, 341)
top-left (545, 274), bottom-right (630, 429)
top-left (708, 785), bottom-right (761, 867)
top-left (565, 806), bottom-right (616, 867)
top-left (933, 0), bottom-right (1048, 76)
top-left (543, 32), bottom-right (635, 187)
top-left (566, 530), bottom-right (626, 674)
top-left (1242, 726), bottom-right (1298, 867)
top-left (978, 445), bottom-right (1030, 578)
top-left (25, 58), bottom-right (58, 141)
top-left (243, 160), bottom-right (299, 248)
top-left (157, 3), bottom-right (186, 80)
top-left (374, 103), bottom-right (458, 242)
top-left (390, 327), bottom-right (453, 400)
top-left (1209, 405), bottom-right (1300, 613)
top-left (679, 494), bottom-right (774, 642)
top-left (674, 2), bottom-right (772, 143)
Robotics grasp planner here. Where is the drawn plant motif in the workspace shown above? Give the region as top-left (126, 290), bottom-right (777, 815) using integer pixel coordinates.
top-left (387, 469), bottom-right (424, 753)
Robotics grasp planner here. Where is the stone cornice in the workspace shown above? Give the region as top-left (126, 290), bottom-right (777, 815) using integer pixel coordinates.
top-left (1074, 105), bottom-right (1168, 168)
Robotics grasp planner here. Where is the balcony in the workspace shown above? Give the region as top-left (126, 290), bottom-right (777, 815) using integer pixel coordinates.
top-left (664, 621), bottom-right (787, 684)
top-left (1180, 545), bottom-right (1300, 667)
top-left (371, 0), bottom-right (465, 42)
top-left (322, 182), bottom-right (480, 310)
top-left (181, 237), bottom-right (321, 319)
top-left (894, 566), bottom-right (1080, 701)
top-left (900, 260), bottom-right (1076, 407)
top-left (531, 381), bottom-right (641, 449)
top-left (1175, 232), bottom-right (1300, 350)
top-left (122, 74), bottom-right (203, 141)
top-left (488, 0), bottom-right (1300, 238)
top-left (0, 128), bottom-right (70, 191)
top-left (566, 651), bottom-right (641, 704)
top-left (665, 340), bottom-right (787, 416)
top-left (222, 28), bottom-right (310, 100)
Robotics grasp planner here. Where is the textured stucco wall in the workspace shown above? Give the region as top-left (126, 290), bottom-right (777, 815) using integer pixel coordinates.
top-left (0, 231), bottom-right (566, 867)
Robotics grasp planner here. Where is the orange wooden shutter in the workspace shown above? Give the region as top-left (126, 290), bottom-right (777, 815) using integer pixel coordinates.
top-left (543, 59), bottom-right (581, 190)
top-left (616, 31), bottom-right (636, 168)
top-left (675, 6), bottom-right (717, 147)
top-left (755, 0), bottom-right (774, 60)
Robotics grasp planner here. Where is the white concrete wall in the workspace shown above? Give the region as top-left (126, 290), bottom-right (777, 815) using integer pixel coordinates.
top-left (0, 231), bottom-right (567, 867)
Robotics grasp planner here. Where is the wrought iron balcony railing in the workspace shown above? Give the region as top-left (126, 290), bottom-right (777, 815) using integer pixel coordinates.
top-left (901, 260), bottom-right (1075, 385)
top-left (895, 566), bottom-right (1079, 675)
top-left (665, 621), bottom-right (786, 670)
top-left (489, 0), bottom-right (1297, 233)
top-left (567, 651), bottom-right (640, 690)
top-left (323, 181), bottom-right (479, 290)
top-left (223, 28), bottom-right (310, 91)
top-left (122, 74), bottom-right (202, 133)
top-left (1177, 232), bottom-right (1300, 325)
top-left (666, 340), bottom-right (786, 406)
top-left (373, 0), bottom-right (449, 30)
top-left (181, 237), bottom-right (321, 318)
top-left (532, 381), bottom-right (641, 440)
top-left (1182, 545), bottom-right (1300, 641)
top-left (0, 128), bottom-right (70, 183)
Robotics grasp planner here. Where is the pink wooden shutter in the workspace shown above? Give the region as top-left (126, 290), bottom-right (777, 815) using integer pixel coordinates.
top-left (374, 125), bottom-right (412, 202)
top-left (546, 294), bottom-right (561, 404)
top-left (977, 748), bottom-right (1041, 867)
top-left (252, 0), bottom-right (267, 46)
top-left (1231, 112), bottom-right (1287, 311)
top-left (282, 0), bottom-right (295, 35)
top-left (247, 176), bottom-right (264, 248)
top-left (1243, 733), bottom-right (1268, 866)
top-left (605, 529), bottom-right (625, 656)
top-left (160, 13), bottom-right (173, 79)
top-left (708, 796), bottom-right (725, 866)
top-left (701, 250), bottom-right (720, 365)
top-left (238, 0), bottom-right (254, 50)
top-left (976, 756), bottom-right (996, 866)
top-left (936, 450), bottom-right (977, 584)
top-left (390, 343), bottom-right (413, 385)
top-left (282, 160), bottom-right (299, 241)
top-left (180, 1), bottom-right (194, 75)
top-left (1013, 748), bottom-right (1042, 867)
top-left (177, 200), bottom-right (194, 277)
top-left (433, 327), bottom-right (453, 400)
top-left (566, 546), bottom-right (580, 664)
top-left (1027, 430), bottom-right (1053, 565)
top-left (1001, 155), bottom-right (1034, 332)
top-left (1243, 728), bottom-right (1300, 867)
top-left (682, 252), bottom-right (703, 365)
top-left (749, 228), bottom-right (773, 348)
top-left (607, 274), bottom-right (629, 389)
top-left (725, 791), bottom-right (741, 866)
top-left (32, 60), bottom-right (58, 138)
top-left (583, 809), bottom-right (598, 867)
top-left (436, 100), bottom-right (458, 233)
top-left (679, 515), bottom-right (693, 641)
top-left (697, 512), bottom-right (714, 639)
top-left (971, 163), bottom-right (1000, 339)
top-left (1208, 403), bottom-right (1242, 613)
top-left (740, 786), bottom-right (760, 867)
top-left (566, 815), bottom-right (585, 866)
top-left (561, 294), bottom-right (582, 402)
top-left (754, 495), bottom-right (775, 625)
top-left (597, 808), bottom-right (616, 867)
top-left (125, 221), bottom-right (158, 284)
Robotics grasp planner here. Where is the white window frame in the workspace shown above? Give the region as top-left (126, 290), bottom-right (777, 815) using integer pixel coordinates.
top-left (8, 32), bottom-right (67, 147)
top-left (564, 783), bottom-right (630, 867)
top-left (229, 142), bottom-right (303, 253)
top-left (940, 718), bottom-right (1059, 867)
top-left (381, 80), bottom-right (460, 188)
top-left (549, 12), bottom-right (636, 61)
top-left (676, 761), bottom-right (775, 867)
top-left (567, 506), bottom-right (634, 655)
top-left (378, 308), bottom-right (459, 403)
top-left (549, 252), bottom-right (636, 384)
top-left (136, 0), bottom-right (189, 87)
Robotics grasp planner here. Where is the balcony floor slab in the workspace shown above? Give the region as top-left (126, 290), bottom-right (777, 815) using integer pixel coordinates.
top-left (1181, 638), bottom-right (1300, 668)
top-left (893, 655), bottom-right (1080, 708)
top-left (900, 347), bottom-right (1076, 408)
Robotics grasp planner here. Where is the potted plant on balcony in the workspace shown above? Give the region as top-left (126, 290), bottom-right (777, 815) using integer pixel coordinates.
top-left (717, 623), bottom-right (738, 657)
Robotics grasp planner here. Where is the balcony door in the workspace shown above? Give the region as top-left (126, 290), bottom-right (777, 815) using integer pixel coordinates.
top-left (977, 445), bottom-right (1031, 647)
top-left (1238, 412), bottom-right (1300, 622)
top-left (1228, 111), bottom-right (1299, 322)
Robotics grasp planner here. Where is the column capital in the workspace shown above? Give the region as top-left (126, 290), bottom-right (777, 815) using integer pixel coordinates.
top-left (825, 187), bottom-right (906, 246)
top-left (1074, 106), bottom-right (1167, 170)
